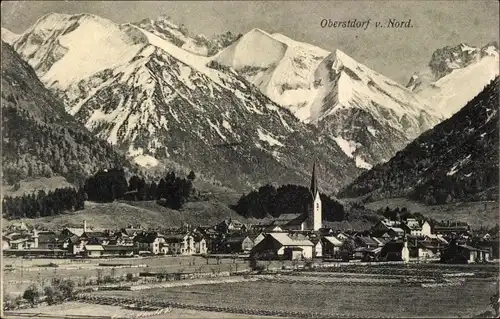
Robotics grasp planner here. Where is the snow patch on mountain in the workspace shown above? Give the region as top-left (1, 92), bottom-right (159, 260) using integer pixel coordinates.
top-left (367, 126), bottom-right (378, 137)
top-left (447, 154), bottom-right (471, 176)
top-left (333, 136), bottom-right (357, 158)
top-left (355, 156), bottom-right (372, 170)
top-left (134, 154), bottom-right (159, 167)
top-left (257, 128), bottom-right (284, 147)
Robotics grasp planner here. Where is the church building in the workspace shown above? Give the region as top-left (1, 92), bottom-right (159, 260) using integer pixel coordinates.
top-left (270, 162), bottom-right (323, 231)
top-left (308, 162), bottom-right (322, 231)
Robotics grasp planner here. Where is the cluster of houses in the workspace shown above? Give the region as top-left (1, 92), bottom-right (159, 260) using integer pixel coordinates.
top-left (1, 165), bottom-right (497, 264)
top-left (2, 220), bottom-right (207, 258)
top-left (2, 216), bottom-right (496, 264)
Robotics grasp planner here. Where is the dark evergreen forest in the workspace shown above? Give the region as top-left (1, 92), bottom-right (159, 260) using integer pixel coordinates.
top-left (233, 184), bottom-right (346, 221)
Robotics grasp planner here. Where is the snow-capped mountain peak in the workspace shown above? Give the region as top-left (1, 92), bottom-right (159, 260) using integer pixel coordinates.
top-left (132, 15), bottom-right (241, 57)
top-left (310, 48), bottom-right (440, 127)
top-left (13, 13), bottom-right (147, 89)
top-left (213, 28), bottom-right (329, 118)
top-left (408, 42), bottom-right (499, 118)
top-left (1, 27), bottom-right (20, 45)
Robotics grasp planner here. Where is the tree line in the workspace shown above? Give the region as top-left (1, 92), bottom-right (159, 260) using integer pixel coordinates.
top-left (2, 187), bottom-right (85, 219)
top-left (232, 184), bottom-right (346, 221)
top-left (83, 168), bottom-right (196, 209)
top-left (4, 168), bottom-right (197, 220)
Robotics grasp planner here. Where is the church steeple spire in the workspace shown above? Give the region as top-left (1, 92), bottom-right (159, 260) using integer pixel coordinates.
top-left (310, 161), bottom-right (318, 197)
top-left (308, 161), bottom-right (322, 231)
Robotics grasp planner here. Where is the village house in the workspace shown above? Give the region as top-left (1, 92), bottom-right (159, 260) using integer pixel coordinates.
top-left (3, 231), bottom-right (38, 250)
top-left (272, 214), bottom-right (308, 231)
top-left (440, 240), bottom-right (491, 263)
top-left (354, 236), bottom-right (380, 250)
top-left (61, 227), bottom-right (85, 238)
top-left (215, 235), bottom-right (254, 254)
top-left (433, 223), bottom-right (471, 238)
top-left (80, 231), bottom-right (111, 246)
top-left (322, 236), bottom-right (343, 257)
top-left (354, 247), bottom-right (381, 261)
top-left (82, 244), bottom-right (104, 258)
top-left (2, 235), bottom-right (11, 250)
top-left (37, 231), bottom-right (65, 249)
top-left (134, 232), bottom-right (166, 255)
top-left (416, 240), bottom-right (442, 260)
top-left (249, 232), bottom-right (266, 246)
top-left (164, 234), bottom-right (195, 255)
top-left (250, 223), bottom-right (283, 233)
top-left (387, 227), bottom-right (405, 239)
top-left (250, 232), bottom-right (314, 260)
top-left (401, 219), bottom-right (432, 237)
top-left (378, 238), bottom-right (414, 262)
top-left (336, 232), bottom-right (350, 241)
top-left (216, 219), bottom-right (247, 233)
top-left (309, 237), bottom-right (323, 257)
top-left (372, 237), bottom-right (387, 247)
top-left (192, 234), bottom-right (208, 255)
top-left (101, 245), bottom-right (135, 257)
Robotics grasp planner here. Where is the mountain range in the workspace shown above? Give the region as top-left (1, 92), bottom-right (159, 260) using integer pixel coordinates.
top-left (339, 76), bottom-right (499, 204)
top-left (213, 28), bottom-right (443, 167)
top-left (1, 12), bottom-right (498, 197)
top-left (133, 15), bottom-right (241, 57)
top-left (1, 13), bottom-right (360, 193)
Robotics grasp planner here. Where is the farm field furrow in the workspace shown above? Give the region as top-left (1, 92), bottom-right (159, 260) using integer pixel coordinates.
top-left (93, 279), bottom-right (497, 318)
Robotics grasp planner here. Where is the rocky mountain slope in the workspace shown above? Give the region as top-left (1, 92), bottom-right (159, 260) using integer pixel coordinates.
top-left (133, 15), bottom-right (241, 56)
top-left (6, 13), bottom-right (360, 192)
top-left (407, 42), bottom-right (499, 118)
top-left (339, 76), bottom-right (499, 205)
top-left (214, 29), bottom-right (443, 167)
top-left (1, 41), bottom-right (132, 185)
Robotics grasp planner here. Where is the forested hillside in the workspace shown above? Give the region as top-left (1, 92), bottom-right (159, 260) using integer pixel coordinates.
top-left (1, 41), bottom-right (133, 185)
top-left (233, 184), bottom-right (346, 221)
top-left (339, 77), bottom-right (499, 205)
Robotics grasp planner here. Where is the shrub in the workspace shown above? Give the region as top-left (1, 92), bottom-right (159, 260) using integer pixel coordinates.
top-left (103, 275), bottom-right (114, 284)
top-left (44, 286), bottom-right (62, 305)
top-left (23, 284), bottom-right (40, 307)
top-left (58, 279), bottom-right (75, 299)
top-left (126, 273), bottom-right (134, 281)
top-left (304, 260), bottom-right (314, 269)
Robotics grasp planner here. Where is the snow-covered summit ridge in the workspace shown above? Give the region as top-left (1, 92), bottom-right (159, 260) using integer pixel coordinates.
top-left (309, 48), bottom-right (441, 132)
top-left (1, 27), bottom-right (19, 45)
top-left (133, 15), bottom-right (241, 57)
top-left (12, 13), bottom-right (148, 88)
top-left (408, 42), bottom-right (499, 118)
top-left (213, 28), bottom-right (329, 116)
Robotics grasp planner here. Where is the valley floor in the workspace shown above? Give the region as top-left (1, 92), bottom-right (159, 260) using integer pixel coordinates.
top-left (4, 257), bottom-right (498, 318)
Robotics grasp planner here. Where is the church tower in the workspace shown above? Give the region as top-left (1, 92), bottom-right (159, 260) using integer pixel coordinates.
top-left (308, 162), bottom-right (322, 231)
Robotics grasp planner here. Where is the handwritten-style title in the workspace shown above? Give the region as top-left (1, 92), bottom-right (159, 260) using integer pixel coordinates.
top-left (320, 18), bottom-right (413, 30)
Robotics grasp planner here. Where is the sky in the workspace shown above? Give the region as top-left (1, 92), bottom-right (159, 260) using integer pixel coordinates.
top-left (1, 0), bottom-right (498, 84)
